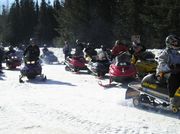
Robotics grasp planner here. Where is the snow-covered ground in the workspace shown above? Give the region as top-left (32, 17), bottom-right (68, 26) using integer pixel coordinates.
top-left (0, 48), bottom-right (179, 134)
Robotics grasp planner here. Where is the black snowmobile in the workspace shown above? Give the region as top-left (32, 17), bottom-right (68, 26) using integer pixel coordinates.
top-left (19, 59), bottom-right (46, 83)
top-left (86, 59), bottom-right (110, 78)
top-left (40, 50), bottom-right (59, 64)
top-left (125, 73), bottom-right (180, 113)
top-left (5, 52), bottom-right (22, 69)
top-left (86, 47), bottom-right (111, 78)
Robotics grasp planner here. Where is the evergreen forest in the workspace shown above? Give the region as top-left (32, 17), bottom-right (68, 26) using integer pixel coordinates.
top-left (0, 0), bottom-right (180, 48)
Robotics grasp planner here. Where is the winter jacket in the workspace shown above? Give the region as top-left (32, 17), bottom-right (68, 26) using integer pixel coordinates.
top-left (97, 50), bottom-right (110, 61)
top-left (0, 49), bottom-right (4, 61)
top-left (6, 49), bottom-right (16, 56)
top-left (74, 43), bottom-right (84, 57)
top-left (156, 48), bottom-right (180, 75)
top-left (63, 44), bottom-right (71, 55)
top-left (23, 45), bottom-right (40, 61)
top-left (84, 47), bottom-right (97, 58)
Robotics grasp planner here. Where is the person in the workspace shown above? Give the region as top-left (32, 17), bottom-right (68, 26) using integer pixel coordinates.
top-left (97, 45), bottom-right (110, 62)
top-left (5, 45), bottom-right (16, 61)
top-left (156, 35), bottom-right (180, 103)
top-left (111, 40), bottom-right (129, 59)
top-left (6, 46), bottom-right (16, 55)
top-left (63, 41), bottom-right (71, 60)
top-left (0, 45), bottom-right (4, 73)
top-left (129, 41), bottom-right (146, 64)
top-left (42, 44), bottom-right (49, 55)
top-left (84, 42), bottom-right (97, 61)
top-left (23, 38), bottom-right (40, 63)
top-left (74, 39), bottom-right (84, 57)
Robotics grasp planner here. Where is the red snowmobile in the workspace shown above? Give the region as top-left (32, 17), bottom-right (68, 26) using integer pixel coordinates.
top-left (99, 52), bottom-right (137, 87)
top-left (64, 56), bottom-right (87, 72)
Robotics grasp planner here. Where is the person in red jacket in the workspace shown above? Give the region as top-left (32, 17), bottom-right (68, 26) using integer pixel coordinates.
top-left (111, 40), bottom-right (128, 59)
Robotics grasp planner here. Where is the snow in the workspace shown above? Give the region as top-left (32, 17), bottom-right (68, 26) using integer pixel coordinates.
top-left (0, 48), bottom-right (179, 134)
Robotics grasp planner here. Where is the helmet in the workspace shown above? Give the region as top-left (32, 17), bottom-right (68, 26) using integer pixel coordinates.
top-left (64, 41), bottom-right (68, 44)
top-left (29, 37), bottom-right (36, 45)
top-left (165, 35), bottom-right (180, 49)
top-left (101, 45), bottom-right (107, 51)
top-left (9, 46), bottom-right (14, 51)
top-left (115, 40), bottom-right (120, 45)
top-left (76, 39), bottom-right (79, 44)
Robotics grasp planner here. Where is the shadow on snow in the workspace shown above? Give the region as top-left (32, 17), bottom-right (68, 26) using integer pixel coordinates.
top-left (26, 78), bottom-right (77, 87)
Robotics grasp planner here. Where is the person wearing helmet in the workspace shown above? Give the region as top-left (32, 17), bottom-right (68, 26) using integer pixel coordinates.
top-left (111, 40), bottom-right (129, 59)
top-left (23, 38), bottom-right (40, 63)
top-left (156, 35), bottom-right (180, 103)
top-left (96, 45), bottom-right (110, 61)
top-left (84, 43), bottom-right (97, 61)
top-left (42, 44), bottom-right (49, 54)
top-left (129, 41), bottom-right (146, 64)
top-left (74, 39), bottom-right (84, 57)
top-left (6, 46), bottom-right (16, 55)
top-left (5, 45), bottom-right (16, 62)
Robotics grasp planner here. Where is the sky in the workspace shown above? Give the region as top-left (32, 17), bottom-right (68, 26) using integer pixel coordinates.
top-left (1, 0), bottom-right (55, 6)
top-left (0, 48), bottom-right (179, 134)
top-left (0, 0), bottom-right (55, 13)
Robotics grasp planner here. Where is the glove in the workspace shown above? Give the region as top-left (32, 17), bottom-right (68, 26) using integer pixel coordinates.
top-left (159, 72), bottom-right (164, 78)
top-left (156, 72), bottom-right (167, 84)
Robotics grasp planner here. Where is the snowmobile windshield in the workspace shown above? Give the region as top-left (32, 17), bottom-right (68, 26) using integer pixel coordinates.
top-left (114, 52), bottom-right (131, 64)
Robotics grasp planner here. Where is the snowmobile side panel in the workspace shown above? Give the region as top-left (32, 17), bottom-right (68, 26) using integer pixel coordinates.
top-left (125, 87), bottom-right (140, 99)
top-left (128, 82), bottom-right (169, 102)
top-left (175, 87), bottom-right (180, 97)
top-left (174, 88), bottom-right (180, 107)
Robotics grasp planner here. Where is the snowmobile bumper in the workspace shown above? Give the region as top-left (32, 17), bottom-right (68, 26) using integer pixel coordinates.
top-left (125, 86), bottom-right (140, 99)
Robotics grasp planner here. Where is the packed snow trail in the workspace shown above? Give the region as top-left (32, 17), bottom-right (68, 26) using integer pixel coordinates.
top-left (0, 62), bottom-right (179, 134)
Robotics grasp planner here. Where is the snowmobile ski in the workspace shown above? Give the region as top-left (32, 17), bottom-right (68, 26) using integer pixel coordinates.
top-left (98, 81), bottom-right (119, 89)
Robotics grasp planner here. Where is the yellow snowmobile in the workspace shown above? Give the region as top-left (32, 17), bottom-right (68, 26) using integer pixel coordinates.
top-left (125, 73), bottom-right (180, 113)
top-left (131, 51), bottom-right (157, 78)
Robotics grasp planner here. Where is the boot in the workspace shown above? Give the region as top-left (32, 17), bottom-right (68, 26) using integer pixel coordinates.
top-left (0, 69), bottom-right (3, 73)
top-left (170, 97), bottom-right (175, 105)
top-left (169, 97), bottom-right (175, 110)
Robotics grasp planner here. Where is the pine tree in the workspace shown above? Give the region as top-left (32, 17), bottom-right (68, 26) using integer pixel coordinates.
top-left (7, 0), bottom-right (21, 44)
top-left (20, 0), bottom-right (37, 43)
top-left (36, 0), bottom-right (57, 45)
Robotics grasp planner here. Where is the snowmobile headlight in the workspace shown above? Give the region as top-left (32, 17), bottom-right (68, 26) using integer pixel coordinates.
top-left (26, 61), bottom-right (35, 64)
top-left (12, 56), bottom-right (17, 59)
top-left (26, 61), bottom-right (31, 64)
top-left (119, 62), bottom-right (127, 66)
top-left (31, 61), bottom-right (35, 64)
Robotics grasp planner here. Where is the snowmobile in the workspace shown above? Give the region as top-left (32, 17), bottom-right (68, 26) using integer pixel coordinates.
top-left (5, 53), bottom-right (21, 69)
top-left (64, 56), bottom-right (87, 72)
top-left (132, 51), bottom-right (157, 78)
top-left (98, 52), bottom-right (137, 88)
top-left (40, 51), bottom-right (59, 64)
top-left (86, 59), bottom-right (110, 78)
top-left (19, 60), bottom-right (46, 83)
top-left (125, 73), bottom-right (180, 113)
top-left (109, 52), bottom-right (137, 82)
